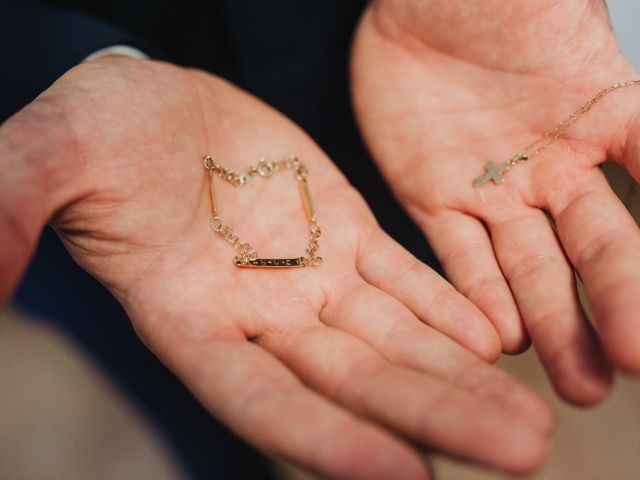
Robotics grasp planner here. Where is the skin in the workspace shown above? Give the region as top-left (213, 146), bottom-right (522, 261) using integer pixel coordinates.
top-left (352, 0), bottom-right (640, 406)
top-left (0, 57), bottom-right (554, 479)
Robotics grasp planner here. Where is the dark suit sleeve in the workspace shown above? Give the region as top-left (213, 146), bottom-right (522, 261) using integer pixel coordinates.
top-left (0, 1), bottom-right (147, 121)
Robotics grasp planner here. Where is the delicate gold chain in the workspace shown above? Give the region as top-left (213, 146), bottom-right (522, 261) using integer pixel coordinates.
top-left (203, 155), bottom-right (322, 268)
top-left (473, 80), bottom-right (640, 186)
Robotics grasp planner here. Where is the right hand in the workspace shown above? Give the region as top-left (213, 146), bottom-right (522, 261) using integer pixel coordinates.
top-left (0, 56), bottom-right (553, 478)
top-left (350, 0), bottom-right (640, 407)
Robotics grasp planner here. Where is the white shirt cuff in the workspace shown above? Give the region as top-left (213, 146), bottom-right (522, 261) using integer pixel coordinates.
top-left (83, 45), bottom-right (149, 62)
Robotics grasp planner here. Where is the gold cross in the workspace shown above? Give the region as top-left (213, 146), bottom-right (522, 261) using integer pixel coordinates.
top-left (473, 162), bottom-right (509, 186)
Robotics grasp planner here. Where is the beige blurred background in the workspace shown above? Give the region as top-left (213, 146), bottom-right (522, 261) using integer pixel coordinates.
top-left (2, 2), bottom-right (640, 479)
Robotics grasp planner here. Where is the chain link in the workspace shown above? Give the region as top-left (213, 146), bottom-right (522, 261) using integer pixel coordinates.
top-left (203, 155), bottom-right (322, 267)
top-left (512, 80), bottom-right (640, 166)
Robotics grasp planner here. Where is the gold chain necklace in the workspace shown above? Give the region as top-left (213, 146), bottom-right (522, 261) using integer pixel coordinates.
top-left (473, 80), bottom-right (640, 186)
top-left (203, 155), bottom-right (322, 268)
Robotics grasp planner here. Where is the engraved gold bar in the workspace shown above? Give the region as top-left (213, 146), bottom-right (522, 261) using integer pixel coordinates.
top-left (209, 170), bottom-right (218, 216)
top-left (298, 178), bottom-right (317, 222)
top-left (236, 257), bottom-right (306, 268)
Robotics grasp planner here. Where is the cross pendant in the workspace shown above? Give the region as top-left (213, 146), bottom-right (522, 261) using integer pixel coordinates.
top-left (472, 161), bottom-right (509, 186)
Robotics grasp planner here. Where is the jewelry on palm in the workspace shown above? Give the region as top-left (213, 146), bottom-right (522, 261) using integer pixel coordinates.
top-left (203, 155), bottom-right (322, 268)
top-left (473, 80), bottom-right (640, 186)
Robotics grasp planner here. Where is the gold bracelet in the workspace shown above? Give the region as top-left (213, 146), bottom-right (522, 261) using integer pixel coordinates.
top-left (203, 155), bottom-right (322, 268)
top-left (473, 80), bottom-right (640, 186)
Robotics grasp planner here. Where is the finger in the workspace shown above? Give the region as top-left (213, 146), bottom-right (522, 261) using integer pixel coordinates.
top-left (548, 170), bottom-right (640, 373)
top-left (258, 322), bottom-right (550, 474)
top-left (488, 207), bottom-right (612, 405)
top-left (420, 212), bottom-right (528, 353)
top-left (154, 330), bottom-right (431, 480)
top-left (357, 226), bottom-right (501, 361)
top-left (322, 279), bottom-right (553, 431)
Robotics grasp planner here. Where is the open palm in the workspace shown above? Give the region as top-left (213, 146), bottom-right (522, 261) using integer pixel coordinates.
top-left (352, 0), bottom-right (640, 406)
top-left (0, 57), bottom-right (554, 478)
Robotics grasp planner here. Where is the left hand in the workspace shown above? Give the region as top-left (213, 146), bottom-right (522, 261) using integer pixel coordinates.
top-left (0, 56), bottom-right (552, 478)
top-left (351, 0), bottom-right (640, 405)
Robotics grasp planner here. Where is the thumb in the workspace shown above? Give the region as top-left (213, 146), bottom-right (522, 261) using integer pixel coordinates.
top-left (0, 98), bottom-right (84, 303)
top-left (619, 107), bottom-right (640, 182)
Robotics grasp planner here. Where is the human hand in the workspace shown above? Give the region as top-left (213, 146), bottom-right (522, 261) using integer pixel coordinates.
top-left (351, 0), bottom-right (640, 406)
top-left (0, 57), bottom-right (552, 478)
